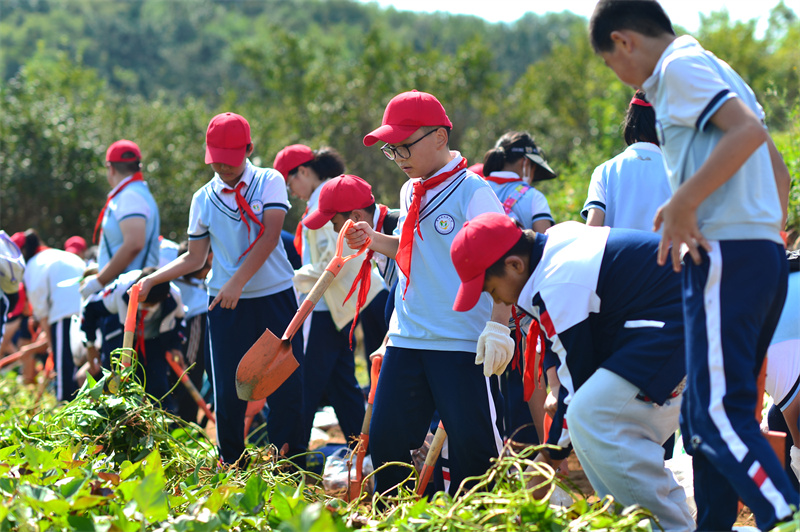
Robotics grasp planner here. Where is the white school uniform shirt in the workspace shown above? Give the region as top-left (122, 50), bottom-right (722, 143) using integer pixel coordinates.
top-left (581, 143), bottom-right (672, 232)
top-left (97, 174), bottom-right (161, 270)
top-left (187, 160), bottom-right (295, 299)
top-left (298, 181), bottom-right (328, 311)
top-left (642, 35), bottom-right (783, 244)
top-left (388, 152), bottom-right (504, 352)
top-left (765, 271), bottom-right (800, 410)
top-left (23, 248), bottom-right (85, 324)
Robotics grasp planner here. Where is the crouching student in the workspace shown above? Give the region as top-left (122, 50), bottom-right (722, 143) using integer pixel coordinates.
top-left (302, 174), bottom-right (399, 350)
top-left (451, 213), bottom-right (694, 532)
top-left (81, 267), bottom-right (183, 412)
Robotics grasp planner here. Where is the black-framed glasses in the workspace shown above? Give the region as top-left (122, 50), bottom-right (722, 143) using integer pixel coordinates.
top-left (381, 128), bottom-right (440, 160)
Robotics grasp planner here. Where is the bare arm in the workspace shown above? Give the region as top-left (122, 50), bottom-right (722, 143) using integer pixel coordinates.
top-left (96, 217), bottom-right (147, 285)
top-left (654, 98), bottom-right (769, 271)
top-left (585, 209), bottom-right (605, 227)
top-left (209, 209), bottom-right (285, 310)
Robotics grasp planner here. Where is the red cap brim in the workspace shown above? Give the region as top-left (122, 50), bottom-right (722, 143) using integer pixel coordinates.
top-left (302, 208), bottom-right (336, 230)
top-left (452, 272), bottom-right (486, 312)
top-left (205, 145), bottom-right (246, 167)
top-left (363, 124), bottom-right (420, 147)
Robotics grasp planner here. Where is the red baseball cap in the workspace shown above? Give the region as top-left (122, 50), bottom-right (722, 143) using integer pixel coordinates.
top-left (451, 212), bottom-right (522, 312)
top-left (303, 175), bottom-right (375, 230)
top-left (64, 236), bottom-right (87, 255)
top-left (273, 144), bottom-right (315, 181)
top-left (205, 113), bottom-right (251, 166)
top-left (363, 90), bottom-right (453, 147)
top-left (106, 140), bottom-right (141, 163)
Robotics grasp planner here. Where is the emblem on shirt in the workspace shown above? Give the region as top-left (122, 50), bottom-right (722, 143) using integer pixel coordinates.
top-left (250, 200), bottom-right (263, 215)
top-left (434, 214), bottom-right (455, 235)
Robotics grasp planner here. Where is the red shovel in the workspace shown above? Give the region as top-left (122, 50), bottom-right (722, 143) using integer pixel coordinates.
top-left (347, 353), bottom-right (383, 501)
top-left (235, 219), bottom-right (370, 401)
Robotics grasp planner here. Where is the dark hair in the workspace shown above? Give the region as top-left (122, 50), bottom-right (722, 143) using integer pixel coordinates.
top-left (483, 131), bottom-right (539, 176)
top-left (485, 229), bottom-right (536, 280)
top-left (20, 229), bottom-right (42, 262)
top-left (623, 91), bottom-right (659, 146)
top-left (136, 266), bottom-right (170, 304)
top-left (338, 202), bottom-right (377, 219)
top-left (298, 147), bottom-right (346, 180)
top-left (109, 151), bottom-right (141, 175)
top-left (589, 0), bottom-right (674, 53)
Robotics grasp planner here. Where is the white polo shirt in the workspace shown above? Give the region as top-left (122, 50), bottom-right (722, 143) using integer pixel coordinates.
top-left (582, 142), bottom-right (672, 232)
top-left (642, 35), bottom-right (782, 244)
top-left (187, 160), bottom-right (294, 299)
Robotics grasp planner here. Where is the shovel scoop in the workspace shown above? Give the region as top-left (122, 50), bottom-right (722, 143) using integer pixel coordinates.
top-left (236, 219), bottom-right (369, 401)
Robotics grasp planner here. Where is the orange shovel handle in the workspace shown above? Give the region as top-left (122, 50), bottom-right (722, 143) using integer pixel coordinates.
top-left (121, 284), bottom-right (139, 367)
top-left (165, 352), bottom-right (215, 423)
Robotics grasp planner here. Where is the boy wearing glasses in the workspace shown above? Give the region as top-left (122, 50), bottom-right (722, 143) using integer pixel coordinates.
top-left (344, 90), bottom-right (513, 496)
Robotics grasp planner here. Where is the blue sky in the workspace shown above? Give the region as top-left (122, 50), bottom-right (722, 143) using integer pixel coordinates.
top-left (357, 0), bottom-right (799, 34)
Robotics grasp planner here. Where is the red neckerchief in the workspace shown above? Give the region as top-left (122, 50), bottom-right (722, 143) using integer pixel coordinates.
top-left (344, 204), bottom-right (388, 348)
top-left (221, 180), bottom-right (265, 262)
top-left (396, 158), bottom-right (468, 297)
top-left (93, 172), bottom-right (144, 244)
top-left (135, 309), bottom-right (149, 365)
top-left (293, 206), bottom-right (309, 257)
top-left (484, 173), bottom-right (521, 185)
top-left (523, 317), bottom-right (547, 402)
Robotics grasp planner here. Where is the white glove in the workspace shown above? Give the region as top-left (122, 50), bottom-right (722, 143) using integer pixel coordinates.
top-left (80, 275), bottom-right (103, 299)
top-left (791, 445), bottom-right (800, 484)
top-left (475, 321), bottom-right (515, 377)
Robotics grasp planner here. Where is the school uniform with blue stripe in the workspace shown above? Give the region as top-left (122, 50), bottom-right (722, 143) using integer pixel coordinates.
top-left (372, 156), bottom-right (505, 496)
top-left (188, 161), bottom-right (304, 464)
top-left (644, 35), bottom-right (797, 530)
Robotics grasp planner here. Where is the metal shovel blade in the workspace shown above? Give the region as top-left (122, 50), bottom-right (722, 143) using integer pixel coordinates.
top-left (235, 328), bottom-right (299, 401)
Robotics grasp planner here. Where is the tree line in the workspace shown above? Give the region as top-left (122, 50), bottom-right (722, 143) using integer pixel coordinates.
top-left (1, 0), bottom-right (798, 246)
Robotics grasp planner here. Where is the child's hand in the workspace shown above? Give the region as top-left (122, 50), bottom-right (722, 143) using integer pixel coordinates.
top-left (653, 194), bottom-right (711, 272)
top-left (344, 221), bottom-right (374, 250)
top-left (544, 391), bottom-right (559, 418)
top-left (133, 277), bottom-right (153, 302)
top-left (209, 278), bottom-right (244, 311)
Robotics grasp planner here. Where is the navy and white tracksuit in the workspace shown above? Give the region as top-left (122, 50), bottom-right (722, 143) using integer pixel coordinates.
top-left (371, 154), bottom-right (506, 496)
top-left (644, 34), bottom-right (797, 530)
top-left (519, 222), bottom-right (693, 531)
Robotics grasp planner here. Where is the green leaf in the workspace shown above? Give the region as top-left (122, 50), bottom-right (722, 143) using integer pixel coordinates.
top-left (141, 449), bottom-right (163, 477)
top-left (238, 474), bottom-right (267, 515)
top-left (58, 476), bottom-right (87, 499)
top-left (67, 514), bottom-right (95, 531)
top-left (0, 445), bottom-right (20, 461)
top-left (132, 473), bottom-right (169, 522)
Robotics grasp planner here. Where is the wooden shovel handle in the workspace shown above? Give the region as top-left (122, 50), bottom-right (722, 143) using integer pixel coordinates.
top-left (416, 422), bottom-right (447, 497)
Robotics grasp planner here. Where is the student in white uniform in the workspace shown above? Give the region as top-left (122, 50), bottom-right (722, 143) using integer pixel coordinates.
top-left (590, 1), bottom-right (796, 529)
top-left (346, 90), bottom-right (513, 496)
top-left (17, 229), bottom-right (85, 400)
top-left (582, 90), bottom-right (672, 231)
top-left (136, 113), bottom-right (304, 466)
